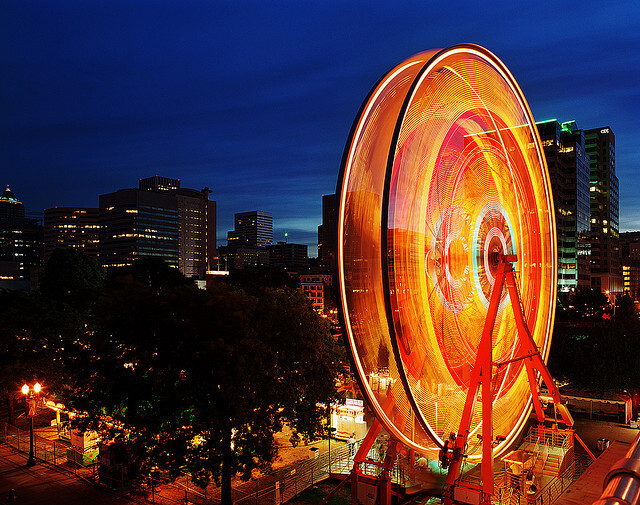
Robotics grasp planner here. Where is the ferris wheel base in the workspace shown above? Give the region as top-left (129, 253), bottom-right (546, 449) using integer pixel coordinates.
top-left (346, 254), bottom-right (582, 505)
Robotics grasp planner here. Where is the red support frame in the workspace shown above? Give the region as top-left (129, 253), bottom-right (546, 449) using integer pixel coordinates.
top-left (443, 254), bottom-right (574, 505)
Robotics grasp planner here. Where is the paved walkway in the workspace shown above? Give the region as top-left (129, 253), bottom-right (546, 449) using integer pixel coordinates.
top-left (0, 444), bottom-right (135, 505)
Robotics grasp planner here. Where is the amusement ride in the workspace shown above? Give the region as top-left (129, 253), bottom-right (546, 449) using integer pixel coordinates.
top-left (336, 44), bottom-right (592, 505)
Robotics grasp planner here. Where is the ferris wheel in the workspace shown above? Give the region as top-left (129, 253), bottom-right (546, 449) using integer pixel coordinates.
top-left (336, 44), bottom-right (574, 504)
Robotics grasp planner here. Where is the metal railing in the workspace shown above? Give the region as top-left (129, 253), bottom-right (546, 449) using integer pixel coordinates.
top-left (1, 421), bottom-right (360, 505)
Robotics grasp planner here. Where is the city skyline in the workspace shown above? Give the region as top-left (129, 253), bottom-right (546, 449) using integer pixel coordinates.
top-left (3, 1), bottom-right (639, 256)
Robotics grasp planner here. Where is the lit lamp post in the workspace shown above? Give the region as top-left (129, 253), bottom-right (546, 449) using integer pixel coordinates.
top-left (21, 382), bottom-right (41, 467)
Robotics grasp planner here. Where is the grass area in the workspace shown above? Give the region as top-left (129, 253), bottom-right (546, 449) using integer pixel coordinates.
top-left (285, 479), bottom-right (351, 505)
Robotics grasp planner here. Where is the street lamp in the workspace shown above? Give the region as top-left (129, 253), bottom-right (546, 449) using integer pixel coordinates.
top-left (22, 382), bottom-right (41, 466)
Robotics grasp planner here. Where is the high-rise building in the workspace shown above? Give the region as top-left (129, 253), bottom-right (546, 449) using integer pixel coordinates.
top-left (620, 231), bottom-right (640, 300)
top-left (318, 194), bottom-right (336, 270)
top-left (43, 207), bottom-right (100, 261)
top-left (536, 120), bottom-right (591, 292)
top-left (174, 186), bottom-right (216, 277)
top-left (0, 185), bottom-right (43, 282)
top-left (227, 211), bottom-right (272, 248)
top-left (99, 176), bottom-right (216, 277)
top-left (99, 189), bottom-right (179, 269)
top-left (267, 241), bottom-right (308, 270)
top-left (585, 127), bottom-right (621, 294)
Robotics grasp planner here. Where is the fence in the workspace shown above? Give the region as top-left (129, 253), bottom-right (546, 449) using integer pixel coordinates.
top-left (0, 421), bottom-right (361, 505)
top-left (1, 421), bottom-right (99, 481)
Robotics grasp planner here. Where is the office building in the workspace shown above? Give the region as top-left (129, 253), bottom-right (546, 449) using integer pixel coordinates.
top-left (536, 120), bottom-right (591, 292)
top-left (267, 241), bottom-right (308, 270)
top-left (585, 127), bottom-right (621, 294)
top-left (99, 176), bottom-right (216, 277)
top-left (620, 232), bottom-right (640, 300)
top-left (0, 185), bottom-right (43, 282)
top-left (227, 211), bottom-right (272, 248)
top-left (43, 207), bottom-right (100, 261)
top-left (318, 194), bottom-right (336, 270)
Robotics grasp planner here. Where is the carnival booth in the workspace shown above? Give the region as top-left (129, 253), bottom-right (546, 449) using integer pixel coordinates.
top-left (331, 399), bottom-right (367, 440)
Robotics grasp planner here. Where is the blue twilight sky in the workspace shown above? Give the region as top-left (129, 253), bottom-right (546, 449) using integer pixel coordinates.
top-left (2, 0), bottom-right (640, 256)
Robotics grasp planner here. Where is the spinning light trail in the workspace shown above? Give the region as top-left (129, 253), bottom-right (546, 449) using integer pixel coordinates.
top-left (337, 44), bottom-right (556, 459)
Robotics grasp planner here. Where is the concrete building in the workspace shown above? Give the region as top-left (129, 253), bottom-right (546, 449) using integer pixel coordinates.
top-left (227, 211), bottom-right (273, 248)
top-left (536, 120), bottom-right (591, 292)
top-left (318, 194), bottom-right (336, 270)
top-left (99, 176), bottom-right (216, 277)
top-left (620, 231), bottom-right (640, 300)
top-left (43, 207), bottom-right (100, 261)
top-left (0, 185), bottom-right (43, 282)
top-left (585, 127), bottom-right (621, 295)
top-left (267, 241), bottom-right (308, 270)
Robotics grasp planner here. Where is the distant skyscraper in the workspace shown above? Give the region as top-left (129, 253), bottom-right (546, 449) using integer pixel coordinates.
top-left (227, 211), bottom-right (272, 248)
top-left (99, 188), bottom-right (179, 269)
top-left (0, 185), bottom-right (25, 220)
top-left (174, 186), bottom-right (216, 278)
top-left (99, 176), bottom-right (216, 277)
top-left (44, 207), bottom-right (100, 261)
top-left (267, 241), bottom-right (308, 270)
top-left (620, 231), bottom-right (640, 300)
top-left (318, 194), bottom-right (336, 270)
top-left (0, 185), bottom-right (43, 281)
top-left (536, 120), bottom-right (591, 292)
top-left (585, 127), bottom-right (621, 294)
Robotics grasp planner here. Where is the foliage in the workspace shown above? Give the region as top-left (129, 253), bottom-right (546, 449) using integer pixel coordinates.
top-left (549, 293), bottom-right (640, 393)
top-left (227, 265), bottom-right (299, 295)
top-left (39, 248), bottom-right (106, 312)
top-left (108, 256), bottom-right (194, 292)
top-left (68, 272), bottom-right (339, 504)
top-left (555, 288), bottom-right (610, 322)
top-left (0, 289), bottom-right (87, 405)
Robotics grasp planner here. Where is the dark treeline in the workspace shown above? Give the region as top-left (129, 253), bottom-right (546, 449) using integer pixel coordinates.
top-left (550, 288), bottom-right (640, 395)
top-left (0, 249), bottom-right (341, 505)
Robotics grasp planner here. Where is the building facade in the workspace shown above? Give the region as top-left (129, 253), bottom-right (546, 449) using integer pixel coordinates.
top-left (0, 185), bottom-right (43, 282)
top-left (318, 194), bottom-right (336, 269)
top-left (620, 232), bottom-right (640, 301)
top-left (585, 127), bottom-right (621, 294)
top-left (267, 241), bottom-right (308, 270)
top-left (227, 211), bottom-right (273, 248)
top-left (43, 207), bottom-right (100, 261)
top-left (300, 273), bottom-right (334, 312)
top-left (99, 176), bottom-right (216, 277)
top-left (536, 120), bottom-right (591, 293)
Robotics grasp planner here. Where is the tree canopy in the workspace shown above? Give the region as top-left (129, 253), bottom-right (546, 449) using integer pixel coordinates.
top-left (549, 292), bottom-right (640, 393)
top-left (68, 272), bottom-right (339, 504)
top-left (1, 256), bottom-right (340, 505)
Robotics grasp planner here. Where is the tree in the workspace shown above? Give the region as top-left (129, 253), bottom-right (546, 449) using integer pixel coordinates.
top-left (0, 289), bottom-right (87, 424)
top-left (69, 279), bottom-right (339, 504)
top-left (227, 265), bottom-right (299, 295)
top-left (39, 248), bottom-right (106, 312)
top-left (549, 296), bottom-right (640, 394)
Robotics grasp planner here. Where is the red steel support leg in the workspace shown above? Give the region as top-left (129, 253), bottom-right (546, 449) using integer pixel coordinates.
top-left (503, 269), bottom-right (574, 429)
top-left (444, 261), bottom-right (507, 504)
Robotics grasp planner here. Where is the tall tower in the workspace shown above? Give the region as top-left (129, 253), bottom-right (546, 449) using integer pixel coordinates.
top-left (227, 211), bottom-right (273, 248)
top-left (0, 185), bottom-right (43, 281)
top-left (585, 127), bottom-right (621, 294)
top-left (318, 194), bottom-right (336, 270)
top-left (43, 208), bottom-right (100, 261)
top-left (536, 120), bottom-right (591, 293)
top-left (98, 176), bottom-right (216, 277)
top-left (99, 188), bottom-right (179, 269)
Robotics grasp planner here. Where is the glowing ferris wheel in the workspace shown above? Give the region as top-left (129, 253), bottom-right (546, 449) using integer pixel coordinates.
top-left (337, 45), bottom-right (571, 497)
